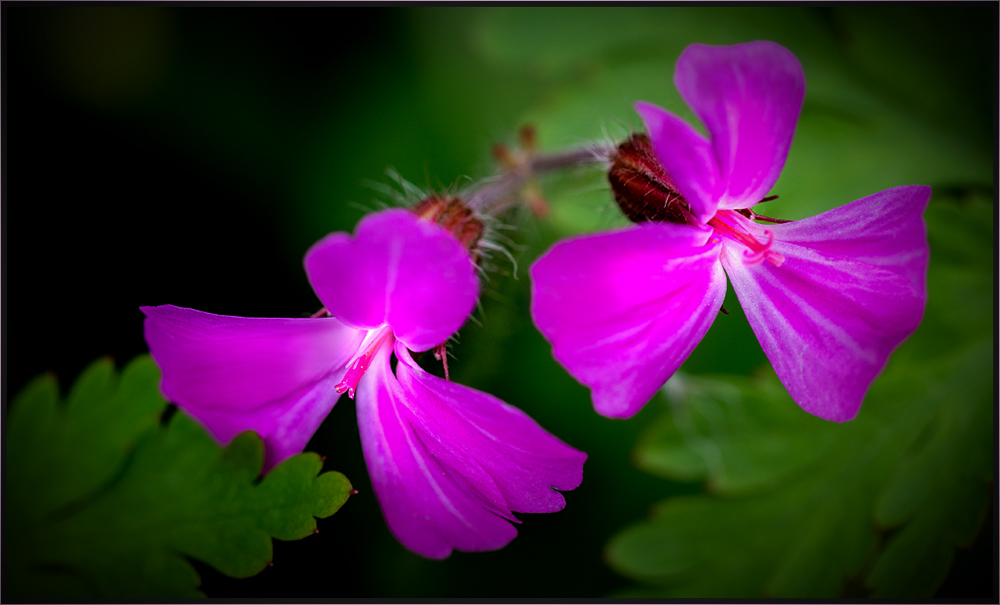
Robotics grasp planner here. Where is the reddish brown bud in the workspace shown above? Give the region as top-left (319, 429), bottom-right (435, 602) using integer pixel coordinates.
top-left (411, 195), bottom-right (484, 257)
top-left (608, 133), bottom-right (695, 226)
top-left (518, 124), bottom-right (537, 152)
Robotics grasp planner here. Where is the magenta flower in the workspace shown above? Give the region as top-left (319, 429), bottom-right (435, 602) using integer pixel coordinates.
top-left (530, 41), bottom-right (929, 422)
top-left (143, 207), bottom-right (585, 559)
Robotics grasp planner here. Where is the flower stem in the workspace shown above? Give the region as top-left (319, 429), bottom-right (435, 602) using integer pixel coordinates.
top-left (465, 145), bottom-right (612, 214)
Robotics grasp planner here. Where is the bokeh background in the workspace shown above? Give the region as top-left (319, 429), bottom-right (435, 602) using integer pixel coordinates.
top-left (6, 6), bottom-right (994, 599)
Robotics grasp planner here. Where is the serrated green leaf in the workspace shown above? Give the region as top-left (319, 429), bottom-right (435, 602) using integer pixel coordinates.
top-left (6, 355), bottom-right (354, 599)
top-left (866, 340), bottom-right (993, 597)
top-left (7, 356), bottom-right (166, 522)
top-left (633, 373), bottom-right (837, 495)
top-left (606, 191), bottom-right (993, 598)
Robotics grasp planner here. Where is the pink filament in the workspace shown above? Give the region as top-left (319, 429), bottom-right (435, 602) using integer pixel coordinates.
top-left (336, 329), bottom-right (392, 399)
top-left (708, 211), bottom-right (785, 267)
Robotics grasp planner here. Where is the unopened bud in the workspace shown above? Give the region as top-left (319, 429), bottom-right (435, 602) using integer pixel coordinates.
top-left (412, 195), bottom-right (485, 257)
top-left (518, 124), bottom-right (537, 152)
top-left (607, 133), bottom-right (695, 226)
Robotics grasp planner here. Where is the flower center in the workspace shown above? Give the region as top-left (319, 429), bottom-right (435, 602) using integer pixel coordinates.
top-left (335, 326), bottom-right (393, 399)
top-left (708, 210), bottom-right (785, 267)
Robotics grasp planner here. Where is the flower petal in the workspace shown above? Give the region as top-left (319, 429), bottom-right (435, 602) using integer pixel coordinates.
top-left (394, 343), bottom-right (586, 511)
top-left (635, 100), bottom-right (720, 223)
top-left (673, 41), bottom-right (805, 213)
top-left (304, 208), bottom-right (479, 352)
top-left (356, 341), bottom-right (585, 559)
top-left (530, 223), bottom-right (727, 419)
top-left (721, 185), bottom-right (930, 421)
top-left (141, 305), bottom-right (365, 470)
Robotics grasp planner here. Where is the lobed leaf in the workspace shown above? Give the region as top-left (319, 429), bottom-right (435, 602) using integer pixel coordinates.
top-left (6, 355), bottom-right (354, 599)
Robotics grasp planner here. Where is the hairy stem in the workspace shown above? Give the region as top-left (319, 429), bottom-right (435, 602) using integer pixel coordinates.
top-left (465, 145), bottom-right (612, 214)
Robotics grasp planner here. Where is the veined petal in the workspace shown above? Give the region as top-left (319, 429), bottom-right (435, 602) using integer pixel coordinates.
top-left (141, 305), bottom-right (364, 470)
top-left (530, 223), bottom-right (727, 419)
top-left (722, 186), bottom-right (930, 421)
top-left (394, 343), bottom-right (586, 512)
top-left (762, 185), bottom-right (931, 287)
top-left (674, 41), bottom-right (804, 212)
top-left (142, 305), bottom-right (363, 409)
top-left (305, 208), bottom-right (479, 352)
top-left (357, 344), bottom-right (508, 560)
top-left (358, 341), bottom-right (580, 559)
top-left (635, 101), bottom-right (720, 223)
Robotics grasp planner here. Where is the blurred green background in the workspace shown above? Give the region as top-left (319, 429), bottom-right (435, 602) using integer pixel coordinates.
top-left (6, 6), bottom-right (994, 598)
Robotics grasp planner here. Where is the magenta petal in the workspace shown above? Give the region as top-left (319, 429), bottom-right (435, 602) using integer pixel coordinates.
top-left (141, 305), bottom-right (365, 470)
top-left (531, 223), bottom-right (727, 419)
top-left (673, 41), bottom-right (805, 212)
top-left (304, 209), bottom-right (479, 352)
top-left (394, 344), bottom-right (586, 512)
top-left (356, 342), bottom-right (585, 559)
top-left (142, 305), bottom-right (362, 409)
top-left (635, 101), bottom-right (720, 223)
top-left (722, 185), bottom-right (930, 421)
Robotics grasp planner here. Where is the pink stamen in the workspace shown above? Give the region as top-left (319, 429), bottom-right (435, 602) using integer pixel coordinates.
top-left (433, 342), bottom-right (450, 381)
top-left (335, 328), bottom-right (392, 399)
top-left (708, 211), bottom-right (785, 267)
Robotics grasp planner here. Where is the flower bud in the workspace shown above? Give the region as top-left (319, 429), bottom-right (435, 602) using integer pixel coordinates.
top-left (412, 195), bottom-right (485, 256)
top-left (607, 133), bottom-right (695, 226)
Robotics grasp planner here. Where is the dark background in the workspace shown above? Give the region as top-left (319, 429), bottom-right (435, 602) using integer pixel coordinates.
top-left (4, 6), bottom-right (994, 599)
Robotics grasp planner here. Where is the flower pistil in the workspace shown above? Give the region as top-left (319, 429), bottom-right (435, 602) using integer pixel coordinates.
top-left (336, 326), bottom-right (394, 399)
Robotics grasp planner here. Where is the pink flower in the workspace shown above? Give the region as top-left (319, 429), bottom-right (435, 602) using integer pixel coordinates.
top-left (530, 41), bottom-right (929, 422)
top-left (143, 207), bottom-right (585, 559)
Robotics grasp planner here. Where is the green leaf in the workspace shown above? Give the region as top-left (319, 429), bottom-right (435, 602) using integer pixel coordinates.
top-left (634, 373), bottom-right (840, 495)
top-left (6, 355), bottom-right (354, 599)
top-left (605, 192), bottom-right (993, 598)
